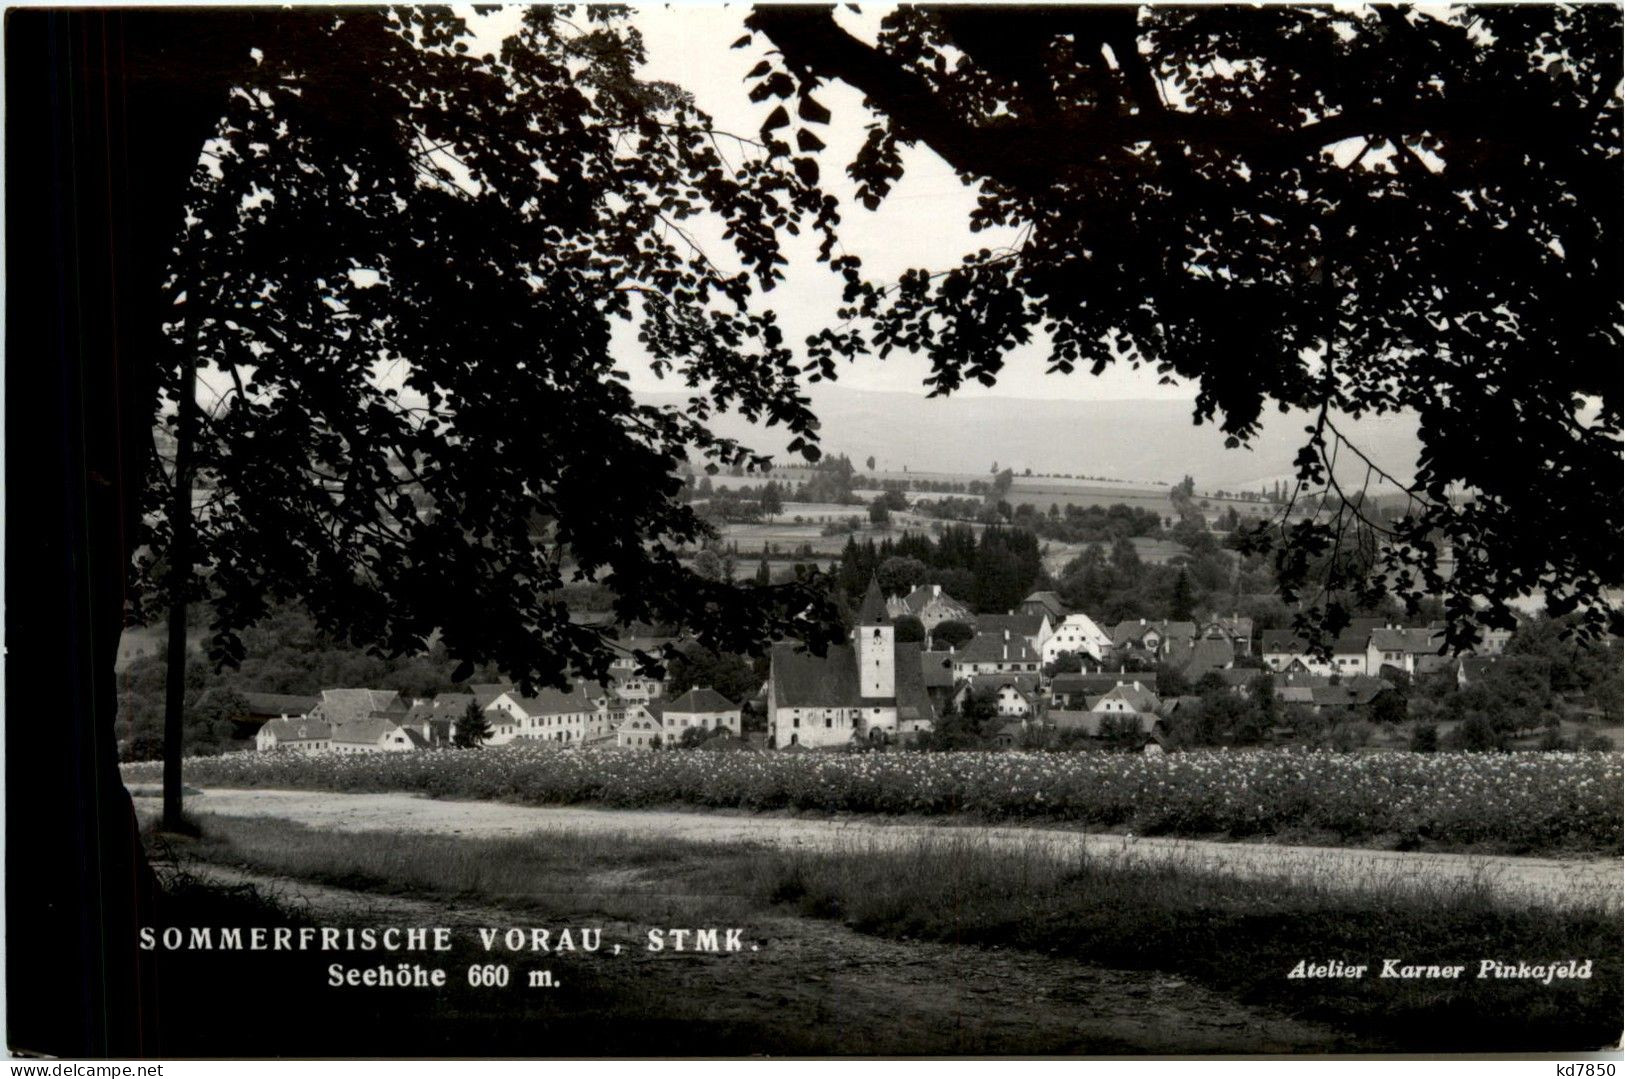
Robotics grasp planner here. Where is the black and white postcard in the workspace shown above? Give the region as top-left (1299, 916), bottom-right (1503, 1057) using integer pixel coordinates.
top-left (7, 2), bottom-right (1622, 1060)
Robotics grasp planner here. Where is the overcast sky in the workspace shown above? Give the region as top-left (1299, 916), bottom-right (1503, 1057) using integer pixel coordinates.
top-left (608, 5), bottom-right (1198, 404)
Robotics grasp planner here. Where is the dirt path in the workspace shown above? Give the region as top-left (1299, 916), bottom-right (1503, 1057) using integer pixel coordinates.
top-left (165, 860), bottom-right (1355, 1054)
top-left (145, 788), bottom-right (1622, 909)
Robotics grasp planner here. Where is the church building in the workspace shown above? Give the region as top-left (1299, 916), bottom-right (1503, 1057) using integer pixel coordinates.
top-left (767, 578), bottom-right (936, 749)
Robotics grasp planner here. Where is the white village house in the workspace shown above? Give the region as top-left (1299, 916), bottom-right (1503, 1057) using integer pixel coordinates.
top-left (1040, 612), bottom-right (1115, 665)
top-left (661, 687), bottom-right (742, 736)
top-left (486, 683), bottom-right (615, 746)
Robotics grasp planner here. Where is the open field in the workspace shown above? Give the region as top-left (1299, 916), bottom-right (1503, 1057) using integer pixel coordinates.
top-left (138, 817), bottom-right (1356, 1055)
top-left (136, 788), bottom-right (1623, 910)
top-left (123, 746), bottom-right (1625, 856)
top-left (137, 805), bottom-right (1624, 1053)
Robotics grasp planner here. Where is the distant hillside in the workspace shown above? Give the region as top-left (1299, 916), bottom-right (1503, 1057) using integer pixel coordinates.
top-left (637, 384), bottom-right (1421, 492)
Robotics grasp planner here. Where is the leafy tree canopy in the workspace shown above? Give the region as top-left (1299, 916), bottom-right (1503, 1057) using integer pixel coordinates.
top-left (135, 8), bottom-right (851, 692)
top-left (740, 4), bottom-right (1622, 650)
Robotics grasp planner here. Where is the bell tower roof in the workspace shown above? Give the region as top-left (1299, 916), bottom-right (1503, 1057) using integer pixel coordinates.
top-left (857, 576), bottom-right (890, 625)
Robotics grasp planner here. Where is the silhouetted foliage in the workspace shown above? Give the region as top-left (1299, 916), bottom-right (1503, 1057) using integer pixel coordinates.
top-left (740, 5), bottom-right (1622, 650)
top-left (133, 8), bottom-right (850, 697)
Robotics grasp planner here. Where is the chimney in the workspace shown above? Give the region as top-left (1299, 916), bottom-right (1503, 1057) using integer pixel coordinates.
top-left (1139, 617), bottom-right (1146, 626)
top-left (1133, 681), bottom-right (1142, 691)
top-left (932, 584), bottom-right (941, 597)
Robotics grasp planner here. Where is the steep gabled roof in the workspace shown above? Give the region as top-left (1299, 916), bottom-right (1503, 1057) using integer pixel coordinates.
top-left (665, 687), bottom-right (738, 713)
top-left (1108, 620), bottom-right (1196, 648)
top-left (259, 716), bottom-right (332, 741)
top-left (1021, 591), bottom-right (1067, 619)
top-left (404, 694), bottom-right (475, 724)
top-left (976, 612), bottom-right (1046, 638)
top-left (331, 714), bottom-right (408, 745)
top-left (955, 630), bottom-right (1041, 666)
top-left (1051, 670), bottom-right (1160, 695)
top-left (467, 683), bottom-right (513, 708)
top-left (959, 672), bottom-right (1042, 697)
top-left (1093, 683), bottom-right (1160, 713)
top-left (316, 689), bottom-right (405, 726)
top-left (240, 692), bottom-right (318, 718)
top-left (1163, 637), bottom-right (1237, 678)
top-left (920, 650), bottom-right (955, 689)
top-left (857, 577), bottom-right (890, 625)
top-left (503, 682), bottom-right (608, 717)
top-left (1369, 627), bottom-right (1444, 655)
top-left (897, 584), bottom-right (971, 616)
top-left (893, 642), bottom-right (936, 722)
top-left (1259, 631), bottom-right (1370, 656)
top-left (772, 643), bottom-right (863, 708)
top-left (770, 640), bottom-right (935, 722)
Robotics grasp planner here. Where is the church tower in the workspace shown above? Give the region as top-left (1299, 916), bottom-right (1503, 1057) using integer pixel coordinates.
top-left (855, 576), bottom-right (895, 700)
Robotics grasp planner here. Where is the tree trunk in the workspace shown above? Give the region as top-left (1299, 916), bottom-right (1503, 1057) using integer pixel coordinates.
top-left (161, 356), bottom-right (197, 831)
top-left (8, 10), bottom-right (259, 1055)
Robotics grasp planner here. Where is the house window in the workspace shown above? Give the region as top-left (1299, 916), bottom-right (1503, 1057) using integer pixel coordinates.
top-left (793, 717), bottom-right (800, 728)
top-left (826, 716), bottom-right (832, 728)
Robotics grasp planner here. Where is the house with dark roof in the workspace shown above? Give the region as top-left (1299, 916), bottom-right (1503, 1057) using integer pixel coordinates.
top-left (1260, 630), bottom-right (1372, 677)
top-left (974, 611), bottom-right (1053, 653)
top-left (309, 688), bottom-right (408, 728)
top-left (1198, 613), bottom-right (1255, 656)
top-left (1367, 626), bottom-right (1448, 677)
top-left (1049, 670), bottom-right (1159, 709)
top-left (617, 699), bottom-right (667, 749)
top-left (240, 692), bottom-right (318, 723)
top-left (885, 584), bottom-right (974, 632)
top-left (1160, 636), bottom-right (1238, 681)
top-left (952, 629), bottom-right (1044, 680)
top-left (1091, 682), bottom-right (1161, 716)
top-left (920, 650), bottom-right (956, 711)
top-left (467, 683), bottom-right (514, 709)
top-left (767, 579), bottom-right (937, 748)
top-left (332, 714), bottom-right (428, 753)
top-left (1019, 590), bottom-right (1067, 623)
top-left (1108, 619), bottom-right (1197, 659)
top-left (662, 687), bottom-right (741, 738)
top-left (402, 694), bottom-right (474, 747)
top-left (487, 682), bottom-right (613, 746)
top-left (255, 715), bottom-right (333, 753)
top-left (954, 673), bottom-right (1042, 718)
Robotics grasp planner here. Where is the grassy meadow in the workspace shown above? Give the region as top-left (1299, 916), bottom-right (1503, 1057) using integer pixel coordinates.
top-left (150, 814), bottom-right (1624, 1053)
